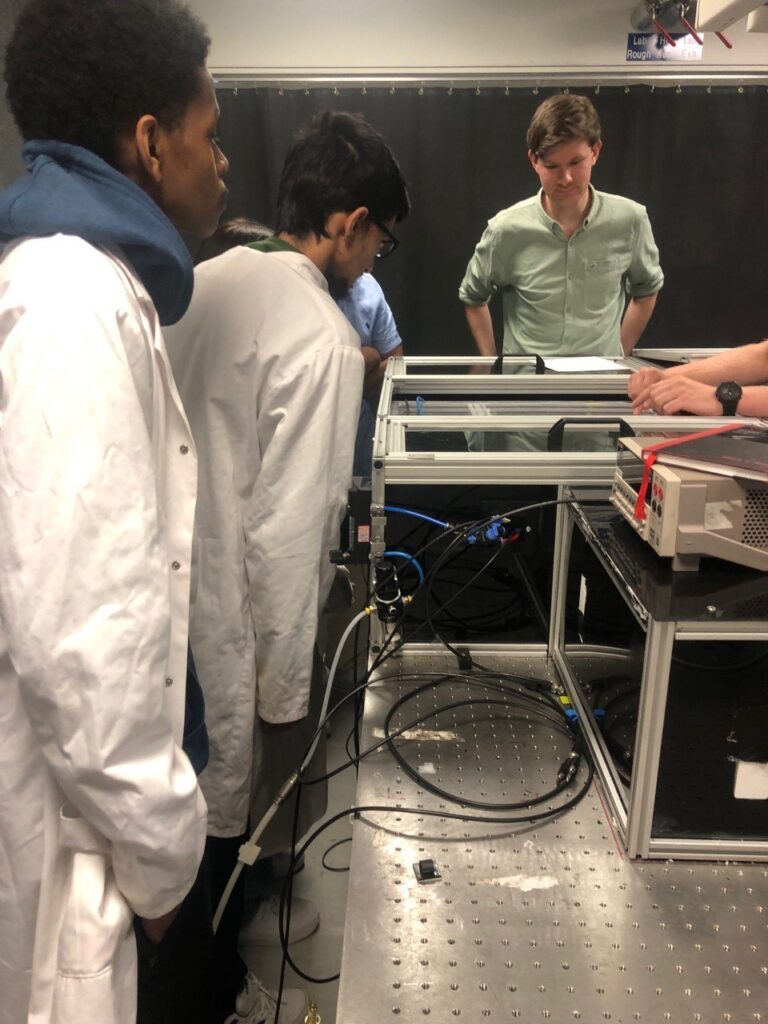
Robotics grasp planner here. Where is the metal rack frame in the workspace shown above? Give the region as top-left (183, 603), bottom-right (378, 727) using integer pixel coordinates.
top-left (368, 357), bottom-right (767, 860)
top-left (332, 359), bottom-right (768, 1022)
top-left (382, 353), bottom-right (646, 399)
top-left (549, 488), bottom-right (768, 861)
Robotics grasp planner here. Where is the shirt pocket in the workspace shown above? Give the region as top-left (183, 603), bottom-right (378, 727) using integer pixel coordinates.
top-left (578, 255), bottom-right (623, 314)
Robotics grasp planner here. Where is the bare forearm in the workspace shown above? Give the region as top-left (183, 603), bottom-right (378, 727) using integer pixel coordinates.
top-left (663, 339), bottom-right (768, 386)
top-left (620, 294), bottom-right (657, 355)
top-left (361, 345), bottom-right (381, 377)
top-left (636, 377), bottom-right (768, 417)
top-left (464, 303), bottom-right (497, 357)
top-left (364, 345), bottom-right (403, 393)
top-left (736, 385), bottom-right (768, 417)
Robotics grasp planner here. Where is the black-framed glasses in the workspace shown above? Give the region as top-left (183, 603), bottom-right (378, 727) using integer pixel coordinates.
top-left (370, 218), bottom-right (399, 259)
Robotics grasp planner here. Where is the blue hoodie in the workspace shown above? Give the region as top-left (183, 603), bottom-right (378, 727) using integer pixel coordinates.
top-left (0, 140), bottom-right (193, 325)
top-left (0, 140), bottom-right (209, 774)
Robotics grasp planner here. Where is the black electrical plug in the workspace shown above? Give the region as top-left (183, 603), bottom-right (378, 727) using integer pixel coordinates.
top-left (557, 750), bottom-right (582, 786)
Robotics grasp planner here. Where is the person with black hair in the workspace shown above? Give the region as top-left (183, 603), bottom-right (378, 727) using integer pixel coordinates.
top-left (195, 217), bottom-right (273, 264)
top-left (335, 271), bottom-right (405, 479)
top-left (165, 110), bottom-right (409, 1024)
top-left (0, 2), bottom-right (228, 1023)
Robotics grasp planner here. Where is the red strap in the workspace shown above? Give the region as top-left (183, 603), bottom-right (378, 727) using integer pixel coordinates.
top-left (634, 451), bottom-right (657, 520)
top-left (632, 423), bottom-right (742, 522)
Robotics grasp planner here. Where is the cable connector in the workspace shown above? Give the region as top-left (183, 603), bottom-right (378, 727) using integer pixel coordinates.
top-left (557, 751), bottom-right (582, 786)
top-left (454, 646), bottom-right (474, 672)
top-left (364, 594), bottom-right (411, 618)
top-left (304, 1002), bottom-right (322, 1024)
top-left (374, 558), bottom-right (403, 622)
top-left (303, 999), bottom-right (321, 1024)
top-left (466, 517), bottom-right (516, 546)
top-left (237, 839), bottom-right (262, 866)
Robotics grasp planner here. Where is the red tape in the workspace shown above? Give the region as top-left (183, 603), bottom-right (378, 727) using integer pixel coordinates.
top-left (632, 423), bottom-right (743, 522)
top-left (634, 451), bottom-right (657, 520)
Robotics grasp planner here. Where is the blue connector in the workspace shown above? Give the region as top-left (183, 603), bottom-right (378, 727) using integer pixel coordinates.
top-left (466, 518), bottom-right (510, 545)
top-left (565, 708), bottom-right (605, 722)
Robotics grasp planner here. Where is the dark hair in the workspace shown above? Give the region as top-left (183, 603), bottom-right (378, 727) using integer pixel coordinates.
top-left (526, 94), bottom-right (602, 158)
top-left (275, 111), bottom-right (410, 238)
top-left (5, 0), bottom-right (210, 168)
top-left (195, 218), bottom-right (273, 264)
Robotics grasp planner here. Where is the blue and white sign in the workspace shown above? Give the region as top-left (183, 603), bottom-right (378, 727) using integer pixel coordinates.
top-left (626, 32), bottom-right (704, 61)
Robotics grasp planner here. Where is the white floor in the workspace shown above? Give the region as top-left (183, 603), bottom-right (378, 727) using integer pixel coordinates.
top-left (239, 702), bottom-right (357, 1024)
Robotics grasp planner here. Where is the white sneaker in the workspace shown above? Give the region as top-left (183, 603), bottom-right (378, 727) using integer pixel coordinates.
top-left (226, 970), bottom-right (308, 1024)
top-left (239, 893), bottom-right (320, 947)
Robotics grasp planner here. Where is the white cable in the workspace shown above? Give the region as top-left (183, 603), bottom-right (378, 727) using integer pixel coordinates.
top-left (212, 605), bottom-right (372, 934)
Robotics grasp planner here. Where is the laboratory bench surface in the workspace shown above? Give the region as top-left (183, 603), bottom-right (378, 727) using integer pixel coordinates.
top-left (335, 651), bottom-right (768, 1024)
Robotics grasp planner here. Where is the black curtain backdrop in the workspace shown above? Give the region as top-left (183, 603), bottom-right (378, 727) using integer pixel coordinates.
top-left (216, 85), bottom-right (768, 356)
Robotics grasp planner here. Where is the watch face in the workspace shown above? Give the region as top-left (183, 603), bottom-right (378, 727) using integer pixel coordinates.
top-left (716, 381), bottom-right (742, 414)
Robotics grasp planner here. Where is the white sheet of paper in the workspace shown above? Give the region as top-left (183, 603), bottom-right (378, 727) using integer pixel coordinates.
top-left (734, 760), bottom-right (768, 800)
top-left (543, 356), bottom-right (627, 373)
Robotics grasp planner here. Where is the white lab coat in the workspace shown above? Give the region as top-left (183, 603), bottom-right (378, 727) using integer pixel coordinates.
top-left (165, 247), bottom-right (363, 837)
top-left (0, 235), bottom-right (207, 1024)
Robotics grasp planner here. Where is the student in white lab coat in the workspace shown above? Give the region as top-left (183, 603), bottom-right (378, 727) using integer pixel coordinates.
top-left (0, 2), bottom-right (228, 1023)
top-left (165, 111), bottom-right (409, 1024)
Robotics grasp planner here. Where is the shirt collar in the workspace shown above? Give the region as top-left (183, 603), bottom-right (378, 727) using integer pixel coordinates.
top-left (246, 236), bottom-right (329, 291)
top-left (535, 184), bottom-right (600, 234)
top-left (246, 236), bottom-right (300, 254)
top-left (267, 248), bottom-right (330, 292)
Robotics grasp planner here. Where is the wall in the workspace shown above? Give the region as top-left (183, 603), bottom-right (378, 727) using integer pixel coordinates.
top-left (188, 0), bottom-right (768, 79)
top-left (1, 0), bottom-right (765, 184)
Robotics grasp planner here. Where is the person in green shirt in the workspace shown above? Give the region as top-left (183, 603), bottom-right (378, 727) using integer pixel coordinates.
top-left (459, 94), bottom-right (664, 359)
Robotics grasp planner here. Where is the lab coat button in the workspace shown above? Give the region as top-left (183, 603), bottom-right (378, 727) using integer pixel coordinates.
top-left (171, 560), bottom-right (181, 571)
top-left (179, 444), bottom-right (189, 455)
top-left (165, 677), bottom-right (173, 687)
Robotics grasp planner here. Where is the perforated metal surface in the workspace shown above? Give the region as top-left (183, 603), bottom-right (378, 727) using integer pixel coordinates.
top-left (744, 489), bottom-right (768, 548)
top-left (336, 651), bottom-right (768, 1023)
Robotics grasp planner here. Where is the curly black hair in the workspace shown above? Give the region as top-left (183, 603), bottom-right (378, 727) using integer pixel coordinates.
top-left (5, 0), bottom-right (210, 167)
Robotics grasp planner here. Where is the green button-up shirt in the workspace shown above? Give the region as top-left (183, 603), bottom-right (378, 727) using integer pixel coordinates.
top-left (459, 187), bottom-right (664, 357)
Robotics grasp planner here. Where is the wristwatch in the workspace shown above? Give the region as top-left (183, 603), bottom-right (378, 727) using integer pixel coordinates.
top-left (715, 380), bottom-right (743, 416)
